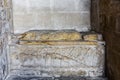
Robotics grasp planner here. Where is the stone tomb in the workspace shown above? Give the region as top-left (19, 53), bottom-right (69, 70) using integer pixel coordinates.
top-left (8, 30), bottom-right (105, 78)
top-left (0, 0), bottom-right (106, 79)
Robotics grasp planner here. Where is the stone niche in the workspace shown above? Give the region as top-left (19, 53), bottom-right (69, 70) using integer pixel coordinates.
top-left (0, 0), bottom-right (106, 80)
top-left (12, 0), bottom-right (91, 33)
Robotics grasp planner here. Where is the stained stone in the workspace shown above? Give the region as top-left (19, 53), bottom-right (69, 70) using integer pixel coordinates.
top-left (18, 30), bottom-right (82, 41)
top-left (83, 34), bottom-right (103, 41)
top-left (9, 39), bottom-right (105, 77)
top-left (0, 0), bottom-right (107, 80)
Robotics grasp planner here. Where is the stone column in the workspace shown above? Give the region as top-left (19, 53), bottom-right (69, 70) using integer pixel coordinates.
top-left (0, 0), bottom-right (13, 79)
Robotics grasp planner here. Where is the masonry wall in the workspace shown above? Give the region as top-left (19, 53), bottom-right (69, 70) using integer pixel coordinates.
top-left (12, 0), bottom-right (91, 33)
top-left (0, 0), bottom-right (12, 79)
top-left (91, 0), bottom-right (120, 80)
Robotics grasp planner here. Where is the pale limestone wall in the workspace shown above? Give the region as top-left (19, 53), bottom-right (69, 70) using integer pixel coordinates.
top-left (12, 0), bottom-right (91, 33)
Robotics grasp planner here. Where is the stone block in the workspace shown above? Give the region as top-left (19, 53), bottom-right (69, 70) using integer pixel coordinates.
top-left (13, 0), bottom-right (51, 14)
top-left (83, 34), bottom-right (103, 41)
top-left (13, 12), bottom-right (90, 33)
top-left (53, 0), bottom-right (90, 12)
top-left (29, 0), bottom-right (51, 12)
top-left (13, 14), bottom-right (35, 33)
top-left (75, 0), bottom-right (91, 11)
top-left (12, 0), bottom-right (28, 14)
top-left (35, 12), bottom-right (53, 29)
top-left (9, 41), bottom-right (105, 77)
top-left (18, 30), bottom-right (82, 41)
top-left (53, 0), bottom-right (75, 11)
top-left (52, 13), bottom-right (90, 31)
top-left (12, 0), bottom-right (91, 33)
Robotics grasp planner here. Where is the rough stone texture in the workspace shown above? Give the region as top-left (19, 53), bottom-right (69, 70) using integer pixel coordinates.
top-left (83, 34), bottom-right (103, 41)
top-left (6, 76), bottom-right (107, 80)
top-left (0, 0), bottom-right (12, 80)
top-left (12, 0), bottom-right (91, 33)
top-left (9, 41), bottom-right (105, 77)
top-left (91, 0), bottom-right (120, 80)
top-left (0, 0), bottom-right (107, 80)
top-left (18, 30), bottom-right (82, 41)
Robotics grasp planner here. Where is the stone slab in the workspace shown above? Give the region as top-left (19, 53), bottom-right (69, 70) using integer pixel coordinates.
top-left (18, 30), bottom-right (82, 41)
top-left (12, 0), bottom-right (91, 33)
top-left (9, 41), bottom-right (105, 77)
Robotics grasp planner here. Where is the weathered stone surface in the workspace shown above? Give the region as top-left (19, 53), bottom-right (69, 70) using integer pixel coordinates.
top-left (91, 0), bottom-right (120, 80)
top-left (6, 76), bottom-right (107, 80)
top-left (0, 8), bottom-right (6, 21)
top-left (18, 30), bottom-right (82, 41)
top-left (18, 41), bottom-right (99, 45)
top-left (9, 41), bottom-right (105, 77)
top-left (0, 0), bottom-right (107, 80)
top-left (83, 34), bottom-right (103, 41)
top-left (0, 0), bottom-right (12, 80)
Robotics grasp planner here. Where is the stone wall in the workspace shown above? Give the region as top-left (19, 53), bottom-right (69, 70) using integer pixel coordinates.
top-left (91, 0), bottom-right (120, 80)
top-left (12, 0), bottom-right (91, 33)
top-left (0, 0), bottom-right (12, 79)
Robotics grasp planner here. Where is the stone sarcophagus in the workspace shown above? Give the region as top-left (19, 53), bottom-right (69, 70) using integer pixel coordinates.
top-left (0, 0), bottom-right (107, 79)
top-left (8, 30), bottom-right (105, 78)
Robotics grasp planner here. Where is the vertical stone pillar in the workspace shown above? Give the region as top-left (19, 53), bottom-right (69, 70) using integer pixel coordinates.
top-left (0, 0), bottom-right (12, 80)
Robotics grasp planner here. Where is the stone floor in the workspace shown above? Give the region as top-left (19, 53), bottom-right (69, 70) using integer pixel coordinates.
top-left (6, 76), bottom-right (107, 80)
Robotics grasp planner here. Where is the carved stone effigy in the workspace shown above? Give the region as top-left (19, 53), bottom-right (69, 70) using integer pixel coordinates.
top-left (8, 30), bottom-right (105, 78)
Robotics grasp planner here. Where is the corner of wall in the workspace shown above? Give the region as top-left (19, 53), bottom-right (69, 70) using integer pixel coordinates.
top-left (0, 0), bottom-right (13, 79)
